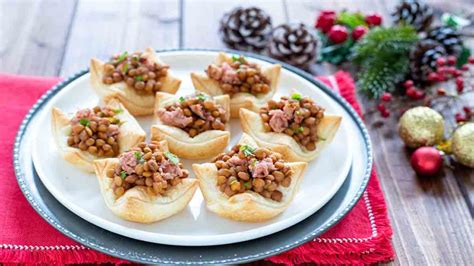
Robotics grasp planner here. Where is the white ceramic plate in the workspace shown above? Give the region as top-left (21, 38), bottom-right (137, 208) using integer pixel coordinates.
top-left (31, 51), bottom-right (352, 246)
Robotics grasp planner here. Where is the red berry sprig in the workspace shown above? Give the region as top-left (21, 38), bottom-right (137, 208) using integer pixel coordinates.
top-left (374, 56), bottom-right (474, 121)
top-left (315, 10), bottom-right (336, 33)
top-left (327, 25), bottom-right (349, 44)
top-left (365, 13), bottom-right (383, 27)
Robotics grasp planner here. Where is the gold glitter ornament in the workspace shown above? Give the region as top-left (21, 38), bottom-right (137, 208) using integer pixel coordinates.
top-left (398, 107), bottom-right (445, 148)
top-left (452, 123), bottom-right (474, 168)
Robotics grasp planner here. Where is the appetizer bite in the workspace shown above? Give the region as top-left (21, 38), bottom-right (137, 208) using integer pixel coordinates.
top-left (193, 133), bottom-right (307, 222)
top-left (151, 92), bottom-right (230, 159)
top-left (94, 141), bottom-right (198, 223)
top-left (90, 48), bottom-right (181, 116)
top-left (239, 93), bottom-right (342, 162)
top-left (51, 100), bottom-right (146, 172)
top-left (191, 52), bottom-right (281, 118)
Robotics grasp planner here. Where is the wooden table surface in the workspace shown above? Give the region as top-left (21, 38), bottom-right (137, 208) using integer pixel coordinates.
top-left (1, 0), bottom-right (473, 264)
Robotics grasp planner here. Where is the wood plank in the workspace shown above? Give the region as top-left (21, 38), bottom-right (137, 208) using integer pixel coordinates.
top-left (0, 0), bottom-right (77, 76)
top-left (182, 0), bottom-right (287, 49)
top-left (60, 0), bottom-right (180, 77)
top-left (288, 0), bottom-right (474, 264)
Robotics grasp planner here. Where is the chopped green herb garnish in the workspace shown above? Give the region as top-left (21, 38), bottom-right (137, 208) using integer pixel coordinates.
top-left (196, 93), bottom-right (207, 101)
top-left (133, 151), bottom-right (145, 164)
top-left (79, 118), bottom-right (90, 127)
top-left (107, 117), bottom-right (120, 124)
top-left (132, 54), bottom-right (139, 61)
top-left (121, 62), bottom-right (129, 74)
top-left (231, 55), bottom-right (246, 63)
top-left (120, 171), bottom-right (127, 179)
top-left (165, 151), bottom-right (180, 165)
top-left (239, 144), bottom-right (256, 157)
top-left (117, 51), bottom-right (128, 63)
top-left (179, 96), bottom-right (186, 102)
top-left (319, 136), bottom-right (327, 141)
top-left (230, 179), bottom-right (239, 185)
top-left (252, 159), bottom-right (257, 167)
top-left (113, 108), bottom-right (123, 114)
top-left (291, 92), bottom-right (302, 100)
top-left (135, 75), bottom-right (143, 81)
top-left (295, 127), bottom-right (304, 133)
top-left (244, 181), bottom-right (251, 189)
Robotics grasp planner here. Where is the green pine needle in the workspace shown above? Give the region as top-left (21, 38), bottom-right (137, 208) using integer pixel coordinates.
top-left (351, 25), bottom-right (419, 98)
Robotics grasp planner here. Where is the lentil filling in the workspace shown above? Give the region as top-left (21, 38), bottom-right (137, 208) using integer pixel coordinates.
top-left (107, 141), bottom-right (189, 197)
top-left (259, 93), bottom-right (325, 151)
top-left (67, 106), bottom-right (121, 157)
top-left (102, 51), bottom-right (169, 94)
top-left (206, 55), bottom-right (271, 96)
top-left (212, 144), bottom-right (293, 202)
top-left (157, 93), bottom-right (228, 137)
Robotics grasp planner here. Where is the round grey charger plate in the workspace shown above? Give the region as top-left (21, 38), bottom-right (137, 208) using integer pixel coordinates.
top-left (14, 49), bottom-right (372, 264)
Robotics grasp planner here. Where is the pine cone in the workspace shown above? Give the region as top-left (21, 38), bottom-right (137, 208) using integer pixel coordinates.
top-left (268, 23), bottom-right (319, 69)
top-left (219, 7), bottom-right (272, 51)
top-left (426, 26), bottom-right (463, 56)
top-left (409, 39), bottom-right (447, 83)
top-left (392, 0), bottom-right (433, 32)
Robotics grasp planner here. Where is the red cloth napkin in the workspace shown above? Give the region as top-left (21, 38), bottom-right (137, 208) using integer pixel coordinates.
top-left (0, 72), bottom-right (394, 264)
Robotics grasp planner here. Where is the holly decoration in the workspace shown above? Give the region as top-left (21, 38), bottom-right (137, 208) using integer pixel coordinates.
top-left (327, 25), bottom-right (349, 44)
top-left (315, 10), bottom-right (336, 33)
top-left (410, 146), bottom-right (443, 176)
top-left (315, 10), bottom-right (381, 65)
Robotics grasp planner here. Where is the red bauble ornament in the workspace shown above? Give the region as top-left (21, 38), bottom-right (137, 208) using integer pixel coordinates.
top-left (410, 147), bottom-right (443, 176)
top-left (327, 25), bottom-right (349, 44)
top-left (352, 26), bottom-right (368, 40)
top-left (365, 13), bottom-right (382, 26)
top-left (315, 10), bottom-right (336, 33)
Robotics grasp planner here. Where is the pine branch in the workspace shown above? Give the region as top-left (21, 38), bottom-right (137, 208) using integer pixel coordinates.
top-left (351, 25), bottom-right (419, 98)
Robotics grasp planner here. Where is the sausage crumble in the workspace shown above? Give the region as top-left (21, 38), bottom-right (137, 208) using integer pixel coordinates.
top-left (68, 106), bottom-right (121, 157)
top-left (260, 93), bottom-right (325, 151)
top-left (212, 144), bottom-right (293, 202)
top-left (102, 51), bottom-right (169, 94)
top-left (157, 93), bottom-right (228, 137)
top-left (107, 141), bottom-right (189, 197)
top-left (206, 55), bottom-right (271, 96)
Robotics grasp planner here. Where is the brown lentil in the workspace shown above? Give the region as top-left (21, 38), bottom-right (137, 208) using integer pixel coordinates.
top-left (67, 106), bottom-right (121, 157)
top-left (212, 144), bottom-right (292, 202)
top-left (206, 55), bottom-right (270, 96)
top-left (260, 94), bottom-right (325, 151)
top-left (157, 93), bottom-right (228, 137)
top-left (102, 51), bottom-right (169, 95)
top-left (111, 141), bottom-right (189, 197)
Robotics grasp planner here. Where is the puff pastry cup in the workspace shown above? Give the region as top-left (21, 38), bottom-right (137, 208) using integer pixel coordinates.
top-left (151, 92), bottom-right (231, 159)
top-left (93, 141), bottom-right (198, 223)
top-left (192, 133), bottom-right (307, 222)
top-left (239, 108), bottom-right (342, 162)
top-left (190, 52), bottom-right (281, 118)
top-left (51, 99), bottom-right (146, 173)
top-left (90, 47), bottom-right (181, 116)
